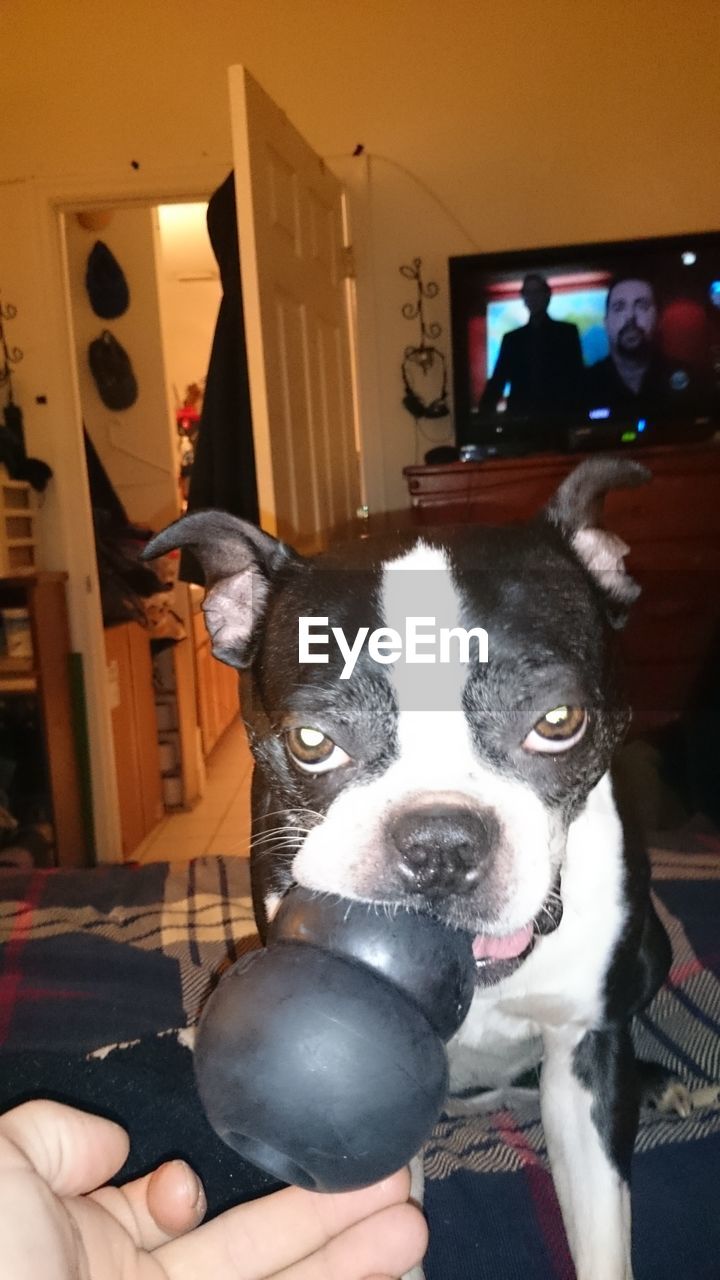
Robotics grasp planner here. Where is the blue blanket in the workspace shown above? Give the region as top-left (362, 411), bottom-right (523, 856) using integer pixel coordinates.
top-left (1, 844), bottom-right (719, 1278)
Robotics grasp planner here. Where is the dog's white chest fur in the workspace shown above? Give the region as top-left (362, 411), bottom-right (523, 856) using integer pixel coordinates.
top-left (448, 772), bottom-right (627, 1093)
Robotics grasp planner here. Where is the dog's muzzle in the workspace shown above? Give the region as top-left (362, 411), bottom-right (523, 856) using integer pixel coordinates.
top-left (390, 804), bottom-right (496, 898)
top-left (385, 802), bottom-right (563, 988)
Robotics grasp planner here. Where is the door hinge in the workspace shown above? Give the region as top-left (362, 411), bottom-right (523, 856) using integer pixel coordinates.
top-left (341, 244), bottom-right (356, 280)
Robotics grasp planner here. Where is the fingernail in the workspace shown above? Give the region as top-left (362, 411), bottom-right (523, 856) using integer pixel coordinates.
top-left (173, 1159), bottom-right (206, 1211)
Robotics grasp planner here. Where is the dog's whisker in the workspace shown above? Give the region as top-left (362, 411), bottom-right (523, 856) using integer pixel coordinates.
top-left (252, 806), bottom-right (323, 821)
top-left (249, 836), bottom-right (304, 853)
top-left (250, 828), bottom-right (308, 840)
top-left (247, 827), bottom-right (306, 844)
top-left (250, 846), bottom-right (299, 868)
top-left (249, 828), bottom-right (311, 843)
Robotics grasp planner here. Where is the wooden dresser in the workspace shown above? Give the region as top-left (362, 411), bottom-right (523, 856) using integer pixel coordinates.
top-left (403, 442), bottom-right (720, 733)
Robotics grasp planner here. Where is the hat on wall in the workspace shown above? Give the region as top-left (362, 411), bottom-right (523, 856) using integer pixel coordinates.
top-left (85, 241), bottom-right (130, 318)
top-left (76, 209), bottom-right (114, 233)
top-left (88, 331), bottom-right (138, 411)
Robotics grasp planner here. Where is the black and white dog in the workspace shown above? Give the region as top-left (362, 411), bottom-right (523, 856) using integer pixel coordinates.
top-left (147, 457), bottom-right (686, 1280)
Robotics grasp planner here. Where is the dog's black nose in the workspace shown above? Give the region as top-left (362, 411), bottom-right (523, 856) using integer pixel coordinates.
top-left (389, 805), bottom-right (494, 897)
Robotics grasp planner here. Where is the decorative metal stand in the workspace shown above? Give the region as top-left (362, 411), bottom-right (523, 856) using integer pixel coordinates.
top-left (0, 294), bottom-right (52, 493)
top-left (399, 258), bottom-right (449, 424)
top-left (0, 294), bottom-right (24, 400)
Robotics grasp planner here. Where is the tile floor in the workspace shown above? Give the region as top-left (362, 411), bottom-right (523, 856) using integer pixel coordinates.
top-left (132, 718), bottom-right (252, 864)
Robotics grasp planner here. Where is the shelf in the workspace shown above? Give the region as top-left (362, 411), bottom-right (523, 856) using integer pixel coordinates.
top-left (0, 574), bottom-right (88, 866)
top-left (0, 570), bottom-right (68, 588)
top-left (0, 656), bottom-right (37, 693)
top-left (0, 676), bottom-right (37, 693)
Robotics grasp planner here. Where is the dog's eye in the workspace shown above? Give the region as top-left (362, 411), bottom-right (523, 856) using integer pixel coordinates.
top-left (285, 727), bottom-right (350, 774)
top-left (523, 705), bottom-right (587, 754)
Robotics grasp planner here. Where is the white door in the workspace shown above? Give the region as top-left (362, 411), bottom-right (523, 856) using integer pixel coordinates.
top-left (228, 66), bottom-right (361, 551)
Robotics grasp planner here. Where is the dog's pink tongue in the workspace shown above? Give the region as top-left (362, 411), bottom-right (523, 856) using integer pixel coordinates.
top-left (472, 923), bottom-right (533, 961)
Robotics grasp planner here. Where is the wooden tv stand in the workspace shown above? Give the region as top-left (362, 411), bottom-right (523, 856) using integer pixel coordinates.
top-left (403, 441), bottom-right (720, 734)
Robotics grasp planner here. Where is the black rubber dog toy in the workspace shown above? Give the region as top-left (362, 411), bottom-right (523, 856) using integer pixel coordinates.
top-left (194, 886), bottom-right (475, 1192)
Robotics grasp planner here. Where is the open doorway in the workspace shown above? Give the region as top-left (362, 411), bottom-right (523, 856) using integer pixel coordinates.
top-left (63, 195), bottom-right (253, 863)
top-left (30, 69), bottom-right (364, 867)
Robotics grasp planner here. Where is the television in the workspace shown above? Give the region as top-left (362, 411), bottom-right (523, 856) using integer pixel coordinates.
top-left (449, 230), bottom-right (720, 458)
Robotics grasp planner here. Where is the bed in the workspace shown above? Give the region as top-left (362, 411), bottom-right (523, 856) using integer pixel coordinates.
top-left (1, 837), bottom-right (719, 1279)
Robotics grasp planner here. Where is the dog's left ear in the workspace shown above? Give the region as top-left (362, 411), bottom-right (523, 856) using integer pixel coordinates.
top-left (142, 511), bottom-right (301, 667)
top-left (546, 457), bottom-right (651, 628)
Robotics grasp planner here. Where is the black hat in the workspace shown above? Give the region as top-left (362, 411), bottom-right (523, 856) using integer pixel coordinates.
top-left (85, 241), bottom-right (130, 319)
top-left (88, 331), bottom-right (138, 411)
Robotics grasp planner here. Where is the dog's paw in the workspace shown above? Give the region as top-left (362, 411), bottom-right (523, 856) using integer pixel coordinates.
top-left (655, 1081), bottom-right (694, 1118)
top-left (686, 1083), bottom-right (720, 1112)
top-left (653, 1081), bottom-right (720, 1117)
top-left (178, 1025), bottom-right (197, 1051)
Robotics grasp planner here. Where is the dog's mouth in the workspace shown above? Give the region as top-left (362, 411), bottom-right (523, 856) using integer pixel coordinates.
top-left (470, 880), bottom-right (563, 987)
top-left (471, 924), bottom-right (535, 986)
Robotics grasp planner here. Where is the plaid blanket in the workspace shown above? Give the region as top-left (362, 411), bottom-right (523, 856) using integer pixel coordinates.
top-left (0, 857), bottom-right (258, 1053)
top-left (1, 844), bottom-right (719, 1278)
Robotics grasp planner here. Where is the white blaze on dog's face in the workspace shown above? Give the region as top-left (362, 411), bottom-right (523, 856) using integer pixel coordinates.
top-left (292, 541), bottom-right (565, 939)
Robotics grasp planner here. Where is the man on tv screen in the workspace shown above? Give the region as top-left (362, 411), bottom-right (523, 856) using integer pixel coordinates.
top-left (586, 276), bottom-right (666, 407)
top-left (586, 274), bottom-right (711, 417)
top-left (479, 273), bottom-right (585, 419)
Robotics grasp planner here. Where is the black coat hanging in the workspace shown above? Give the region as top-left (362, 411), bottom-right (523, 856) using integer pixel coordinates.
top-left (182, 172), bottom-right (259, 583)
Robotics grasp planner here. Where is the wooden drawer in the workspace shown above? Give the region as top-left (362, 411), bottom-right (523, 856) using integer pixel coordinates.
top-left (404, 443), bottom-right (720, 540)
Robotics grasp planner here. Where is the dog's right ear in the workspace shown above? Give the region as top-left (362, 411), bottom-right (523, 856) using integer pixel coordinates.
top-left (142, 512), bottom-right (301, 668)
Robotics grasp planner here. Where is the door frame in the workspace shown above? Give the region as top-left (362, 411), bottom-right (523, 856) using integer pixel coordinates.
top-left (29, 161), bottom-right (229, 861)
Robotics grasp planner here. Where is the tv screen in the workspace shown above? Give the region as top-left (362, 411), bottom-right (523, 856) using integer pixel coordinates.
top-left (449, 231), bottom-right (720, 455)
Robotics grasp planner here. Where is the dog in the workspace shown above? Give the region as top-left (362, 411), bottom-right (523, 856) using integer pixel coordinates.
top-left (146, 456), bottom-right (692, 1280)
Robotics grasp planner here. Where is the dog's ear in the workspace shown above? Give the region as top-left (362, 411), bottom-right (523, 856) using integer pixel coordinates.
top-left (142, 512), bottom-right (300, 667)
top-left (546, 457), bottom-right (651, 628)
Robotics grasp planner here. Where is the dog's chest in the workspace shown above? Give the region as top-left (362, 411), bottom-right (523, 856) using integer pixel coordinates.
top-left (448, 916), bottom-right (616, 1090)
top-left (449, 775), bottom-right (628, 1090)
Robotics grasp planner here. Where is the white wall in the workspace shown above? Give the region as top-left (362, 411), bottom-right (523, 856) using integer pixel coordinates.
top-left (155, 203), bottom-right (221, 414)
top-left (0, 183), bottom-right (66, 574)
top-left (334, 154), bottom-right (477, 513)
top-left (5, 1), bottom-right (719, 246)
top-left (5, 1), bottom-right (717, 513)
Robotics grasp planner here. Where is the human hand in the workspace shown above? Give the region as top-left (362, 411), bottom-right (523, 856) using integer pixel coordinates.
top-left (0, 1099), bottom-right (428, 1279)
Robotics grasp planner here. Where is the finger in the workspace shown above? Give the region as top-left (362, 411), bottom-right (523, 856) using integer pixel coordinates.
top-left (0, 1099), bottom-right (129, 1195)
top-left (156, 1167), bottom-right (413, 1279)
top-left (89, 1159), bottom-right (207, 1250)
top-left (271, 1202), bottom-right (428, 1280)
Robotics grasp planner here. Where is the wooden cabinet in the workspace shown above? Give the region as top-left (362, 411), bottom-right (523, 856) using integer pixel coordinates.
top-left (403, 442), bottom-right (720, 734)
top-left (105, 622), bottom-right (164, 858)
top-left (156, 638), bottom-right (202, 811)
top-left (0, 572), bottom-right (88, 867)
top-left (192, 608), bottom-right (239, 757)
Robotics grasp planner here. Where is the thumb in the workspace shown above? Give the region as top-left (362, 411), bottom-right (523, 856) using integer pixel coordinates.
top-left (0, 1099), bottom-right (130, 1195)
